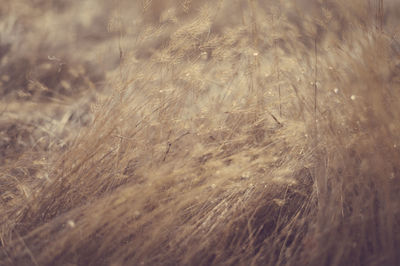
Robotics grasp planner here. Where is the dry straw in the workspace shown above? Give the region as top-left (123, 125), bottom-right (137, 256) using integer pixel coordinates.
top-left (1, 0), bottom-right (400, 265)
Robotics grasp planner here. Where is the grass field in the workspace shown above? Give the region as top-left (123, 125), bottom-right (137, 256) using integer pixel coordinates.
top-left (1, 0), bottom-right (400, 265)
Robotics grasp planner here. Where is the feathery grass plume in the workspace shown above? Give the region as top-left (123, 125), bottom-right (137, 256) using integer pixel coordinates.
top-left (1, 0), bottom-right (400, 265)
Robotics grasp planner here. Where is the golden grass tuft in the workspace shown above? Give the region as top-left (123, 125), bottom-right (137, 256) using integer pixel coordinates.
top-left (1, 0), bottom-right (400, 265)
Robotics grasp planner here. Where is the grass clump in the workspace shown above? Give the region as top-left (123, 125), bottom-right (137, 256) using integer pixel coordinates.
top-left (1, 0), bottom-right (400, 265)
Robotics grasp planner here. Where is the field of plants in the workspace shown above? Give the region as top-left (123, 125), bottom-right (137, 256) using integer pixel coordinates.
top-left (1, 0), bottom-right (400, 265)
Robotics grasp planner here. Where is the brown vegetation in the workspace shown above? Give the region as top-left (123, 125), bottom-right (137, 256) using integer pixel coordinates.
top-left (1, 0), bottom-right (400, 265)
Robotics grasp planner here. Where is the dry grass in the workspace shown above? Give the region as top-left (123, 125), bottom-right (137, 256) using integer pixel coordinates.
top-left (1, 0), bottom-right (400, 265)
